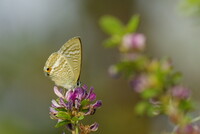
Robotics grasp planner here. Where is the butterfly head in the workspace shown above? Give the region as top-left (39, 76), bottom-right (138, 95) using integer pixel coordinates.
top-left (44, 52), bottom-right (59, 77)
top-left (44, 67), bottom-right (52, 76)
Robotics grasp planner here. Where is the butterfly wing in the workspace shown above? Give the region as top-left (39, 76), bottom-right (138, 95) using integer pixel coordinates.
top-left (58, 37), bottom-right (82, 84)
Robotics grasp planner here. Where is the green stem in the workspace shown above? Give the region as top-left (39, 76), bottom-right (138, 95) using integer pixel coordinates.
top-left (192, 115), bottom-right (200, 123)
top-left (172, 125), bottom-right (179, 134)
top-left (75, 125), bottom-right (79, 134)
top-left (72, 123), bottom-right (79, 134)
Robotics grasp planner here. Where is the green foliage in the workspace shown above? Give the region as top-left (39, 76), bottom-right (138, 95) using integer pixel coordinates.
top-left (71, 115), bottom-right (84, 122)
top-left (102, 35), bottom-right (121, 48)
top-left (135, 101), bottom-right (160, 116)
top-left (147, 105), bottom-right (161, 116)
top-left (99, 15), bottom-right (124, 35)
top-left (78, 115), bottom-right (84, 120)
top-left (115, 57), bottom-right (147, 77)
top-left (55, 120), bottom-right (69, 128)
top-left (56, 111), bottom-right (71, 120)
top-left (135, 101), bottom-right (149, 115)
top-left (141, 89), bottom-right (161, 99)
top-left (125, 15), bottom-right (140, 33)
top-left (171, 72), bottom-right (182, 85)
top-left (101, 14), bottom-right (199, 134)
top-left (99, 15), bottom-right (140, 48)
top-left (180, 0), bottom-right (200, 15)
top-left (81, 99), bottom-right (90, 107)
top-left (179, 100), bottom-right (193, 112)
top-left (116, 61), bottom-right (137, 77)
top-left (55, 107), bottom-right (68, 112)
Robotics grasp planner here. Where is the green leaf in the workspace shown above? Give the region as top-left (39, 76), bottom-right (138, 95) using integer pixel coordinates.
top-left (55, 120), bottom-right (68, 128)
top-left (141, 89), bottom-right (160, 99)
top-left (81, 100), bottom-right (90, 107)
top-left (78, 115), bottom-right (84, 121)
top-left (135, 101), bottom-right (149, 115)
top-left (125, 15), bottom-right (140, 33)
top-left (116, 61), bottom-right (137, 78)
top-left (71, 116), bottom-right (79, 122)
top-left (115, 59), bottom-right (147, 78)
top-left (180, 0), bottom-right (200, 16)
top-left (103, 35), bottom-right (121, 48)
top-left (71, 115), bottom-right (84, 122)
top-left (55, 107), bottom-right (67, 112)
top-left (56, 111), bottom-right (71, 120)
top-left (99, 15), bottom-right (124, 35)
top-left (81, 109), bottom-right (89, 113)
top-left (172, 72), bottom-right (182, 84)
top-left (179, 100), bottom-right (194, 111)
top-left (147, 105), bottom-right (161, 116)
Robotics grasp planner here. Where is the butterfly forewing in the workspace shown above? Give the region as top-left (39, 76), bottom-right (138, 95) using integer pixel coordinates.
top-left (58, 37), bottom-right (82, 83)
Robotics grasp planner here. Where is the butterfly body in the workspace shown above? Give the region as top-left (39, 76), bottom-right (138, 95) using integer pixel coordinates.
top-left (44, 37), bottom-right (82, 89)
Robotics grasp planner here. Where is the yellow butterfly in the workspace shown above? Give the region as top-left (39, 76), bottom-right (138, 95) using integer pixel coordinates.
top-left (44, 37), bottom-right (82, 89)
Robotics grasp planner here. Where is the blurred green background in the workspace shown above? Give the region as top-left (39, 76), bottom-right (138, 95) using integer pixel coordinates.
top-left (0, 0), bottom-right (200, 134)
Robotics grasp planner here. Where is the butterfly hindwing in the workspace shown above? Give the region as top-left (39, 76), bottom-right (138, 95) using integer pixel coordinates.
top-left (58, 37), bottom-right (82, 83)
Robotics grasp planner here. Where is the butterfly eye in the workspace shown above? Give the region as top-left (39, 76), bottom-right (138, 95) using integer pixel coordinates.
top-left (46, 67), bottom-right (51, 72)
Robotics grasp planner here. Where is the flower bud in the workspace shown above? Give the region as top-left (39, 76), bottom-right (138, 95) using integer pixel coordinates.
top-left (131, 74), bottom-right (149, 93)
top-left (176, 124), bottom-right (197, 134)
top-left (121, 33), bottom-right (146, 52)
top-left (171, 86), bottom-right (191, 100)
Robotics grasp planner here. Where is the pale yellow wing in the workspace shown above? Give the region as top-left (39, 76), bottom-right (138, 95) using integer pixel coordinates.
top-left (58, 37), bottom-right (82, 83)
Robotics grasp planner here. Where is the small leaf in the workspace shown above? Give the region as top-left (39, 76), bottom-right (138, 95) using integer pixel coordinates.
top-left (141, 89), bottom-right (160, 99)
top-left (78, 115), bottom-right (84, 121)
top-left (103, 35), bottom-right (121, 48)
top-left (71, 115), bottom-right (84, 121)
top-left (179, 100), bottom-right (194, 111)
top-left (99, 15), bottom-right (124, 35)
top-left (81, 100), bottom-right (89, 107)
top-left (55, 107), bottom-right (67, 112)
top-left (135, 101), bottom-right (149, 115)
top-left (172, 72), bottom-right (182, 84)
top-left (147, 105), bottom-right (161, 116)
top-left (56, 111), bottom-right (71, 120)
top-left (81, 109), bottom-right (89, 113)
top-left (55, 120), bottom-right (68, 128)
top-left (125, 15), bottom-right (140, 33)
top-left (71, 116), bottom-right (79, 122)
top-left (116, 60), bottom-right (145, 78)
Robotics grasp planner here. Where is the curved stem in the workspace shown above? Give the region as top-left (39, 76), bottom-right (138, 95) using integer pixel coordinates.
top-left (172, 125), bottom-right (179, 134)
top-left (192, 115), bottom-right (200, 123)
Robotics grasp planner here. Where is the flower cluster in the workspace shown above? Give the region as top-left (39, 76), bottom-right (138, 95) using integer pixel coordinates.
top-left (50, 85), bottom-right (102, 134)
top-left (100, 15), bottom-right (200, 134)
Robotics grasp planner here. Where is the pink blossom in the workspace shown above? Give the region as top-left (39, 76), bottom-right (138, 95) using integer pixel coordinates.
top-left (122, 33), bottom-right (146, 51)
